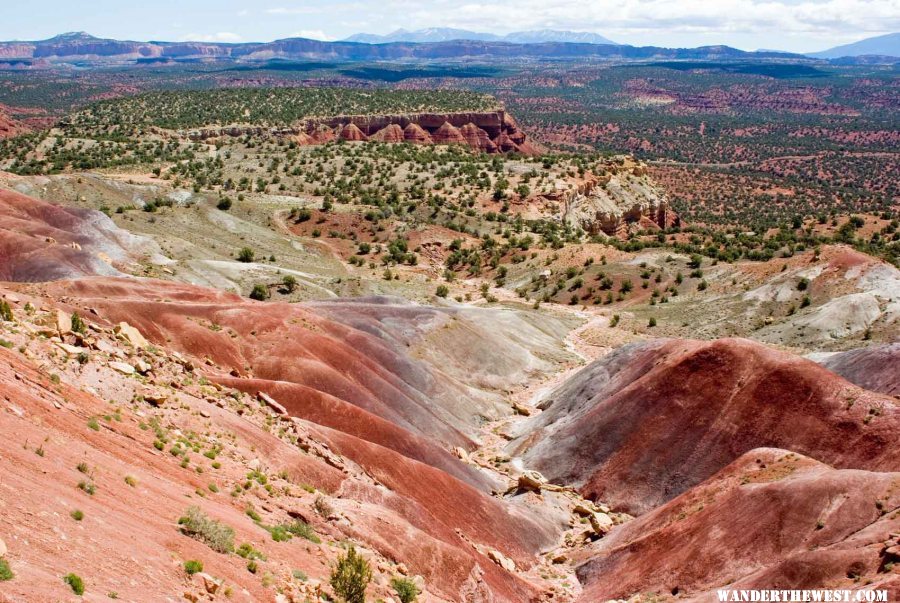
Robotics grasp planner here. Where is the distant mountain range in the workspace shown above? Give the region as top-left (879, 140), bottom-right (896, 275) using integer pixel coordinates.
top-left (344, 28), bottom-right (618, 46)
top-left (0, 32), bottom-right (808, 66)
top-left (808, 32), bottom-right (900, 59)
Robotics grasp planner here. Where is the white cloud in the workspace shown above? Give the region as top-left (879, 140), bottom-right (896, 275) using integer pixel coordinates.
top-left (384, 0), bottom-right (900, 37)
top-left (182, 32), bottom-right (243, 42)
top-left (292, 29), bottom-right (332, 40)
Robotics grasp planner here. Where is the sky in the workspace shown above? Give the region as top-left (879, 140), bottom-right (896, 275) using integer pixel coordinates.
top-left (2, 0), bottom-right (897, 53)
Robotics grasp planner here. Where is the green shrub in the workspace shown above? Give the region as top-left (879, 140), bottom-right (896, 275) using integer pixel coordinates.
top-left (391, 577), bottom-right (420, 603)
top-left (64, 573), bottom-right (85, 595)
top-left (249, 285), bottom-right (269, 301)
top-left (0, 559), bottom-right (13, 581)
top-left (0, 300), bottom-right (13, 322)
top-left (435, 285), bottom-right (449, 298)
top-left (178, 506), bottom-right (235, 553)
top-left (184, 560), bottom-right (203, 575)
top-left (282, 275), bottom-right (298, 292)
top-left (237, 247), bottom-right (255, 263)
top-left (216, 197), bottom-right (232, 211)
top-left (330, 546), bottom-right (372, 603)
top-left (71, 509), bottom-right (84, 521)
top-left (71, 312), bottom-right (87, 334)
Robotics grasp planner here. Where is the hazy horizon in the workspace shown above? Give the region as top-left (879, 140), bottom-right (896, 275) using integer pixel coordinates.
top-left (2, 0), bottom-right (897, 53)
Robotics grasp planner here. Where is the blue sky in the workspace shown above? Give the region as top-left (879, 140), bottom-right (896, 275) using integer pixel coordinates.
top-left (2, 0), bottom-right (897, 52)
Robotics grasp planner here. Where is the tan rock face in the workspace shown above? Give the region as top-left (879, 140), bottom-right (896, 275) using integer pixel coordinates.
top-left (561, 163), bottom-right (680, 238)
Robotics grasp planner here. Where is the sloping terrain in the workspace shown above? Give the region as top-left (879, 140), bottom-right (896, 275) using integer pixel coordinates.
top-left (812, 343), bottom-right (900, 395)
top-left (574, 448), bottom-right (900, 601)
top-left (512, 337), bottom-right (900, 515)
top-left (0, 187), bottom-right (585, 601)
top-left (0, 188), bottom-right (165, 281)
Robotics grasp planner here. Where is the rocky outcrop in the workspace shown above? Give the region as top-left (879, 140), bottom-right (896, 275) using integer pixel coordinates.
top-left (369, 123), bottom-right (404, 142)
top-left (0, 106), bottom-right (24, 138)
top-left (432, 121), bottom-right (467, 145)
top-left (560, 157), bottom-right (679, 237)
top-left (460, 122), bottom-right (498, 153)
top-left (184, 109), bottom-right (537, 154)
top-left (403, 122), bottom-right (433, 144)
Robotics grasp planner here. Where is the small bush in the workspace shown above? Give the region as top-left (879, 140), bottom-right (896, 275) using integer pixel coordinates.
top-left (435, 285), bottom-right (449, 298)
top-left (282, 275), bottom-right (298, 293)
top-left (0, 559), bottom-right (13, 581)
top-left (249, 285), bottom-right (269, 301)
top-left (184, 560), bottom-right (204, 575)
top-left (71, 312), bottom-right (87, 335)
top-left (391, 577), bottom-right (420, 603)
top-left (216, 197), bottom-right (232, 211)
top-left (178, 506), bottom-right (235, 553)
top-left (124, 475), bottom-right (137, 487)
top-left (71, 509), bottom-right (84, 521)
top-left (330, 545), bottom-right (372, 603)
top-left (237, 247), bottom-right (255, 263)
top-left (64, 573), bottom-right (85, 595)
top-left (0, 300), bottom-right (13, 322)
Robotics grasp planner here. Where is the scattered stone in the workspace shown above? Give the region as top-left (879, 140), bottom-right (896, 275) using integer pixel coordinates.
top-left (143, 393), bottom-right (168, 407)
top-left (54, 342), bottom-right (84, 356)
top-left (588, 512), bottom-right (614, 536)
top-left (453, 447), bottom-right (469, 461)
top-left (133, 358), bottom-right (152, 374)
top-left (55, 309), bottom-right (72, 336)
top-left (512, 402), bottom-right (533, 416)
top-left (114, 322), bottom-right (149, 349)
top-left (487, 549), bottom-right (516, 572)
top-left (196, 573), bottom-right (222, 595)
top-left (0, 536), bottom-right (7, 557)
top-left (517, 470), bottom-right (547, 492)
top-left (109, 361), bottom-right (135, 375)
top-left (258, 391), bottom-right (287, 415)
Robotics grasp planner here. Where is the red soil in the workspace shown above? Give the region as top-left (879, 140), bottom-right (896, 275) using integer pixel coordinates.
top-left (517, 338), bottom-right (900, 515)
top-left (575, 447), bottom-right (900, 601)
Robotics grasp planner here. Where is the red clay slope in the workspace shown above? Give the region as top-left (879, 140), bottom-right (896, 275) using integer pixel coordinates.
top-left (816, 343), bottom-right (900, 396)
top-left (515, 338), bottom-right (900, 515)
top-left (40, 276), bottom-right (494, 486)
top-left (0, 188), bottom-right (159, 280)
top-left (575, 447), bottom-right (900, 601)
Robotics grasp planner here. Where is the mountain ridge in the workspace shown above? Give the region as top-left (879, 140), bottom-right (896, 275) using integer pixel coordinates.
top-left (344, 27), bottom-right (618, 45)
top-left (808, 32), bottom-right (900, 58)
top-left (0, 31), bottom-right (806, 64)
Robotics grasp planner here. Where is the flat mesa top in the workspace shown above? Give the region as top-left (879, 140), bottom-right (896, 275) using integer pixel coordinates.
top-left (67, 88), bottom-right (501, 130)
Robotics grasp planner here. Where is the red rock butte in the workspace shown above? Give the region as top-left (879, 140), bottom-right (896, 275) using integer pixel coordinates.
top-left (187, 109), bottom-right (540, 154)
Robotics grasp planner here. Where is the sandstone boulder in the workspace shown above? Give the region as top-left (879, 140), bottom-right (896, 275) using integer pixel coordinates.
top-left (517, 470), bottom-right (547, 492)
top-left (115, 322), bottom-right (149, 349)
top-left (487, 549), bottom-right (516, 572)
top-left (55, 309), bottom-right (72, 337)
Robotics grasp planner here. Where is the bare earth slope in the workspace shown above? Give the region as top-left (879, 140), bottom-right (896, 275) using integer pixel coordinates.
top-left (574, 447), bottom-right (900, 601)
top-left (513, 337), bottom-right (900, 515)
top-left (813, 342), bottom-right (900, 395)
